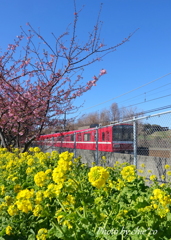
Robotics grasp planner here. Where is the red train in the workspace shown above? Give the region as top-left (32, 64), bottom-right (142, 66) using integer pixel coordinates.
top-left (37, 124), bottom-right (133, 153)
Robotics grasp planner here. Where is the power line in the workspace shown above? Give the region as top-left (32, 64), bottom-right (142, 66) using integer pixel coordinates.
top-left (79, 72), bottom-right (171, 112)
top-left (117, 82), bottom-right (171, 105)
top-left (119, 93), bottom-right (171, 110)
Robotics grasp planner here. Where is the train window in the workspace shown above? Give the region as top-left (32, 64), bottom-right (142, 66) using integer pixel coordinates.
top-left (70, 134), bottom-right (74, 141)
top-left (113, 125), bottom-right (133, 141)
top-left (106, 131), bottom-right (110, 141)
top-left (123, 132), bottom-right (129, 139)
top-left (84, 133), bottom-right (91, 141)
top-left (77, 133), bottom-right (82, 141)
top-left (113, 132), bottom-right (122, 141)
top-left (102, 132), bottom-right (105, 141)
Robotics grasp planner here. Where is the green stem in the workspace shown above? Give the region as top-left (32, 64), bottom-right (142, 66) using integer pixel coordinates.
top-left (70, 177), bottom-right (80, 187)
top-left (94, 224), bottom-right (98, 233)
top-left (57, 198), bottom-right (66, 212)
top-left (75, 209), bottom-right (83, 218)
top-left (103, 210), bottom-right (113, 229)
top-left (52, 221), bottom-right (66, 238)
top-left (81, 201), bottom-right (87, 218)
top-left (83, 204), bottom-right (86, 218)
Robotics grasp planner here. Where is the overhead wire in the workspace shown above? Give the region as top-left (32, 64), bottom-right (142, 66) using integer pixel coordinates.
top-left (118, 93), bottom-right (171, 111)
top-left (78, 72), bottom-right (171, 112)
top-left (68, 83), bottom-right (171, 116)
top-left (116, 82), bottom-right (171, 105)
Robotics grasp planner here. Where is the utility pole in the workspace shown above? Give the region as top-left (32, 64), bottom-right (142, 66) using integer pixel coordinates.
top-left (133, 117), bottom-right (137, 167)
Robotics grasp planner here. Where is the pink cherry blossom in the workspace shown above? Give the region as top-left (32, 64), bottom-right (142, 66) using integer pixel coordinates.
top-left (0, 6), bottom-right (132, 152)
top-left (100, 69), bottom-right (107, 76)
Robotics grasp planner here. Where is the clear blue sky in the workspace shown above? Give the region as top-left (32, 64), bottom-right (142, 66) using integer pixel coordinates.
top-left (1, 0), bottom-right (171, 124)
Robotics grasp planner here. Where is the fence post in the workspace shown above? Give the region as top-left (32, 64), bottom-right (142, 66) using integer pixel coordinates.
top-left (133, 117), bottom-right (137, 167)
top-left (96, 127), bottom-right (99, 165)
top-left (74, 132), bottom-right (76, 158)
top-left (52, 137), bottom-right (54, 151)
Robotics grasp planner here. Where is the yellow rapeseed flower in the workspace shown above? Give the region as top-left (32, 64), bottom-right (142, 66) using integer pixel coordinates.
top-left (167, 171), bottom-right (171, 176)
top-left (88, 166), bottom-right (109, 189)
top-left (161, 175), bottom-right (165, 180)
top-left (27, 158), bottom-right (34, 166)
top-left (138, 169), bottom-right (144, 174)
top-left (94, 196), bottom-right (103, 204)
top-left (150, 175), bottom-right (157, 181)
top-left (16, 189), bottom-right (34, 199)
top-left (7, 204), bottom-right (18, 216)
top-left (116, 179), bottom-right (125, 190)
top-left (0, 185), bottom-right (5, 195)
top-left (16, 199), bottom-right (33, 213)
top-left (35, 191), bottom-right (43, 204)
top-left (33, 204), bottom-right (42, 217)
top-left (140, 163), bottom-right (146, 168)
top-left (45, 169), bottom-right (52, 175)
top-left (63, 220), bottom-right (72, 229)
top-left (34, 147), bottom-right (41, 152)
top-left (12, 177), bottom-right (18, 182)
top-left (28, 147), bottom-right (34, 152)
top-left (67, 194), bottom-right (75, 205)
top-left (160, 183), bottom-right (165, 187)
top-left (26, 167), bottom-right (34, 175)
top-left (34, 171), bottom-right (48, 187)
top-left (36, 228), bottom-right (48, 240)
top-left (6, 226), bottom-right (12, 235)
top-left (121, 165), bottom-right (136, 182)
top-left (165, 164), bottom-right (170, 169)
top-left (151, 188), bottom-right (171, 217)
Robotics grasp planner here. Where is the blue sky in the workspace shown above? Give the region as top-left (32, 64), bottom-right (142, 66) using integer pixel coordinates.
top-left (1, 0), bottom-right (171, 124)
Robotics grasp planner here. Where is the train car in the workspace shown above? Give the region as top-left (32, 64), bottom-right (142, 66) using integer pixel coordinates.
top-left (37, 124), bottom-right (133, 153)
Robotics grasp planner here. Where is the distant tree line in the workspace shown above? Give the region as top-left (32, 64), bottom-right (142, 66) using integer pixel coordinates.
top-left (143, 124), bottom-right (169, 135)
top-left (68, 103), bottom-right (142, 130)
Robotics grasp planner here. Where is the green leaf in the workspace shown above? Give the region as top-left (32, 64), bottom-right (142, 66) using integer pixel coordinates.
top-left (167, 212), bottom-right (171, 221)
top-left (50, 222), bottom-right (65, 239)
top-left (28, 234), bottom-right (36, 240)
top-left (147, 218), bottom-right (155, 227)
top-left (130, 235), bottom-right (144, 240)
top-left (0, 237), bottom-right (6, 240)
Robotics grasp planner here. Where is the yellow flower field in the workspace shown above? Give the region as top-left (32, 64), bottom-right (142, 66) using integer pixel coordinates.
top-left (0, 147), bottom-right (171, 239)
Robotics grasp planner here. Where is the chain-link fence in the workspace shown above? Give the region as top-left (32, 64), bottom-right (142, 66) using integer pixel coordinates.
top-left (37, 110), bottom-right (171, 161)
top-left (137, 113), bottom-right (171, 157)
top-left (35, 110), bottom-right (171, 181)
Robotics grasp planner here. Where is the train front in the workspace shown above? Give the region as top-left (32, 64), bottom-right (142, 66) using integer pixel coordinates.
top-left (112, 124), bottom-right (133, 153)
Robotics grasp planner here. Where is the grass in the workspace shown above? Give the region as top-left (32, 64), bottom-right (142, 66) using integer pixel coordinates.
top-left (139, 130), bottom-right (171, 140)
